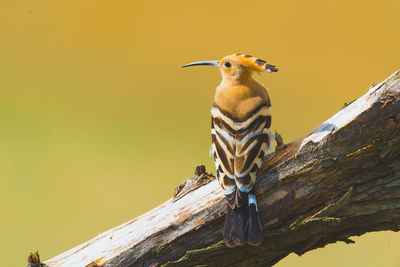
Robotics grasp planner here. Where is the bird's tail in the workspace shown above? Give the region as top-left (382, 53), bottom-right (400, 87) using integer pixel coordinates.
top-left (246, 194), bottom-right (263, 246)
top-left (223, 192), bottom-right (263, 247)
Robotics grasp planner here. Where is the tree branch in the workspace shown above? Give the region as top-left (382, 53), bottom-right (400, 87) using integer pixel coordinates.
top-left (43, 70), bottom-right (400, 267)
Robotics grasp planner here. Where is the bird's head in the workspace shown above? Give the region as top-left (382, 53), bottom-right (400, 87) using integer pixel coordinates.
top-left (182, 53), bottom-right (278, 83)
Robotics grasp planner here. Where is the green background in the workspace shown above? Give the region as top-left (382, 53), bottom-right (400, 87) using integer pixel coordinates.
top-left (1, 1), bottom-right (400, 266)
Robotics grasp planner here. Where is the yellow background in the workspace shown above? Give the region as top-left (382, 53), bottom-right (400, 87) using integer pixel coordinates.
top-left (1, 1), bottom-right (399, 266)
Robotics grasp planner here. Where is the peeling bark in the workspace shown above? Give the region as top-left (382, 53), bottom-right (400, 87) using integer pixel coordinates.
top-left (43, 70), bottom-right (400, 267)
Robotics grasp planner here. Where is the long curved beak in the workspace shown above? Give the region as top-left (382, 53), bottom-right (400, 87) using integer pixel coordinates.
top-left (182, 60), bottom-right (220, 68)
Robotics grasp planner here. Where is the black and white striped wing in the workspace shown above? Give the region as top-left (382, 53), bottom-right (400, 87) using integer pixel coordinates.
top-left (233, 105), bottom-right (271, 194)
top-left (211, 104), bottom-right (271, 207)
top-left (211, 112), bottom-right (236, 197)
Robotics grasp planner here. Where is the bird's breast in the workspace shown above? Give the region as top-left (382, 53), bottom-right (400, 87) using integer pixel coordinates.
top-left (213, 83), bottom-right (271, 121)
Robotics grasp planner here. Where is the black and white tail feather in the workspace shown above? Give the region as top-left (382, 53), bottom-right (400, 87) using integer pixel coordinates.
top-left (223, 190), bottom-right (263, 246)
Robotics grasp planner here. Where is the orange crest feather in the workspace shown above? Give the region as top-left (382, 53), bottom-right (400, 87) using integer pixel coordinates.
top-left (233, 53), bottom-right (278, 73)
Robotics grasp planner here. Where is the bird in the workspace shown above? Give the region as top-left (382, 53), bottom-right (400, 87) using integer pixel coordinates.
top-left (182, 53), bottom-right (278, 247)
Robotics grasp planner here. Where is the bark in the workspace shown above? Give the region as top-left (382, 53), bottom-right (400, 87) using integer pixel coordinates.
top-left (42, 70), bottom-right (400, 267)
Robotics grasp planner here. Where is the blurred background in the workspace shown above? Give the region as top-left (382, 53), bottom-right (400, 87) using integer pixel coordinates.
top-left (1, 0), bottom-right (399, 266)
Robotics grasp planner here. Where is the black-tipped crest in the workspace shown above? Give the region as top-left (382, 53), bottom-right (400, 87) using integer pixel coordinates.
top-left (231, 54), bottom-right (278, 73)
top-left (265, 64), bottom-right (278, 72)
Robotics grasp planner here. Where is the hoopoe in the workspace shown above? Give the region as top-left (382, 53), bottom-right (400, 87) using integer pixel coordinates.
top-left (183, 54), bottom-right (278, 247)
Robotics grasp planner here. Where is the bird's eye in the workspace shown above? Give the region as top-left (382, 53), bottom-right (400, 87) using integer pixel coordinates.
top-left (224, 62), bottom-right (232, 68)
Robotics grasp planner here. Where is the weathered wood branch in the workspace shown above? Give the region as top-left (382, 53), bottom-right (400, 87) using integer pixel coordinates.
top-left (43, 70), bottom-right (400, 267)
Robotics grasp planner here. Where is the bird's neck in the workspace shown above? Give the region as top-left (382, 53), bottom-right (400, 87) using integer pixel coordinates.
top-left (215, 77), bottom-right (259, 104)
top-left (221, 73), bottom-right (253, 87)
